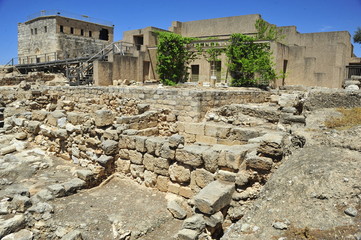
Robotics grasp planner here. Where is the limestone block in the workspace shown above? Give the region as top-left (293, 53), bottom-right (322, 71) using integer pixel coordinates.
top-left (154, 157), bottom-right (170, 176)
top-left (219, 144), bottom-right (257, 170)
top-left (175, 145), bottom-right (210, 167)
top-left (135, 136), bottom-right (147, 153)
top-left (229, 127), bottom-right (262, 142)
top-left (145, 137), bottom-right (164, 155)
top-left (278, 93), bottom-right (299, 107)
top-left (75, 170), bottom-right (94, 182)
top-left (345, 84), bottom-right (359, 91)
top-left (101, 140), bottom-right (118, 156)
top-left (129, 150), bottom-right (143, 165)
top-left (202, 147), bottom-right (221, 173)
top-left (47, 184), bottom-right (66, 198)
top-left (195, 135), bottom-right (217, 145)
top-left (168, 182), bottom-right (181, 194)
top-left (160, 142), bottom-right (175, 160)
top-left (118, 135), bottom-right (136, 150)
top-left (167, 199), bottom-right (187, 220)
top-left (182, 214), bottom-right (206, 231)
top-left (2, 229), bottom-right (33, 240)
top-left (0, 214), bottom-right (26, 239)
top-left (11, 195), bottom-right (31, 213)
top-left (62, 178), bottom-right (86, 194)
top-left (235, 170), bottom-right (251, 187)
top-left (32, 110), bottom-right (48, 121)
top-left (156, 175), bottom-right (169, 192)
top-left (103, 129), bottom-right (119, 141)
top-left (94, 109), bottom-right (114, 127)
top-left (0, 145), bottom-right (16, 155)
top-left (204, 123), bottom-right (231, 138)
top-left (179, 186), bottom-right (194, 199)
top-left (183, 122), bottom-right (205, 135)
top-left (204, 211), bottom-right (224, 228)
top-left (169, 163), bottom-right (191, 183)
top-left (96, 155), bottom-right (114, 167)
top-left (175, 229), bottom-right (199, 240)
top-left (130, 164), bottom-right (145, 179)
top-left (192, 169), bottom-right (214, 188)
top-left (144, 170), bottom-right (157, 187)
top-left (47, 110), bottom-right (66, 127)
top-left (193, 180), bottom-right (235, 214)
top-left (245, 151), bottom-right (273, 172)
top-left (143, 153), bottom-right (155, 171)
top-left (26, 121), bottom-right (41, 134)
top-left (67, 112), bottom-right (88, 125)
top-left (60, 230), bottom-right (83, 240)
top-left (169, 134), bottom-right (185, 149)
top-left (115, 159), bottom-right (131, 174)
top-left (119, 149), bottom-right (130, 160)
top-left (216, 170), bottom-right (237, 182)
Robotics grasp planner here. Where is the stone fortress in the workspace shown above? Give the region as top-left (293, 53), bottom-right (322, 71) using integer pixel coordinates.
top-left (0, 10), bottom-right (360, 240)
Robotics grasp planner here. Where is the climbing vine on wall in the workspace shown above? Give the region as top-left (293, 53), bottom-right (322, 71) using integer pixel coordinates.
top-left (156, 32), bottom-right (197, 85)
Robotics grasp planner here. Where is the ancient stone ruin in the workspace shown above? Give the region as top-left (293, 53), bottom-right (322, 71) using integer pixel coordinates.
top-left (0, 82), bottom-right (361, 240)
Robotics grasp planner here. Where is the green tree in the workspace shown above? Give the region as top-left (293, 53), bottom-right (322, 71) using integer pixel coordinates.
top-left (354, 27), bottom-right (361, 44)
top-left (226, 33), bottom-right (277, 87)
top-left (156, 32), bottom-right (197, 85)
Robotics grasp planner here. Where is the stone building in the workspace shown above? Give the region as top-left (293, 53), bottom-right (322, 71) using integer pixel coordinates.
top-left (17, 10), bottom-right (114, 64)
top-left (101, 14), bottom-right (358, 88)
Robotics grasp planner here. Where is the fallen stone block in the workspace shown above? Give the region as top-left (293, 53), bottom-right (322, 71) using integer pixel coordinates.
top-left (167, 199), bottom-right (187, 220)
top-left (175, 229), bottom-right (199, 240)
top-left (245, 151), bottom-right (273, 172)
top-left (2, 229), bottom-right (33, 240)
top-left (60, 230), bottom-right (83, 240)
top-left (75, 170), bottom-right (95, 182)
top-left (101, 140), bottom-right (118, 155)
top-left (0, 145), bottom-right (16, 155)
top-left (193, 180), bottom-right (235, 214)
top-left (96, 155), bottom-right (114, 167)
top-left (0, 214), bottom-right (26, 238)
top-left (47, 110), bottom-right (66, 127)
top-left (182, 214), bottom-right (205, 231)
top-left (47, 184), bottom-right (66, 198)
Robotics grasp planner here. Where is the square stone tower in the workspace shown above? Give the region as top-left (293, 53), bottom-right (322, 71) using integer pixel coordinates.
top-left (18, 10), bottom-right (114, 64)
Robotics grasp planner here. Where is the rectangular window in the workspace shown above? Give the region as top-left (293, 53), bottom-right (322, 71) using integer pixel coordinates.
top-left (34, 28), bottom-right (37, 34)
top-left (89, 31), bottom-right (92, 37)
top-left (44, 26), bottom-right (47, 33)
top-left (70, 27), bottom-right (74, 34)
top-left (81, 29), bottom-right (84, 36)
top-left (31, 29), bottom-right (33, 35)
top-left (60, 25), bottom-right (64, 33)
top-left (191, 65), bottom-right (200, 82)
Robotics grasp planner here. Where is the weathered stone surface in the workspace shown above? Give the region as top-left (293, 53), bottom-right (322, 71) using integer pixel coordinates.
top-left (63, 178), bottom-right (86, 194)
top-left (175, 229), bottom-right (199, 240)
top-left (115, 159), bottom-right (131, 174)
top-left (219, 144), bottom-right (257, 170)
top-left (67, 112), bottom-right (88, 125)
top-left (96, 155), bottom-right (114, 167)
top-left (192, 169), bottom-right (214, 188)
top-left (167, 199), bottom-right (187, 220)
top-left (235, 170), bottom-right (250, 187)
top-left (47, 110), bottom-right (66, 127)
top-left (75, 170), bottom-right (94, 181)
top-left (175, 145), bottom-right (210, 167)
top-left (183, 214), bottom-right (206, 231)
top-left (134, 136), bottom-right (147, 153)
top-left (128, 150), bottom-right (143, 165)
top-left (26, 121), bottom-right (41, 134)
top-left (193, 180), bottom-right (235, 214)
top-left (101, 140), bottom-right (118, 155)
top-left (169, 163), bottom-right (191, 183)
top-left (156, 175), bottom-right (169, 192)
top-left (32, 110), bottom-right (48, 121)
top-left (204, 211), bottom-right (224, 228)
top-left (144, 170), bottom-right (157, 187)
top-left (216, 170), bottom-right (237, 182)
top-left (2, 229), bottom-right (33, 240)
top-left (169, 134), bottom-right (185, 149)
top-left (11, 195), bottom-right (31, 212)
top-left (0, 214), bottom-right (26, 238)
top-left (47, 184), bottom-right (66, 198)
top-left (15, 132), bottom-right (27, 140)
top-left (94, 110), bottom-right (114, 127)
top-left (202, 147), bottom-right (220, 173)
top-left (0, 145), bottom-right (16, 155)
top-left (160, 142), bottom-right (175, 160)
top-left (130, 164), bottom-right (145, 179)
top-left (153, 157), bottom-right (170, 176)
top-left (245, 151), bottom-right (273, 172)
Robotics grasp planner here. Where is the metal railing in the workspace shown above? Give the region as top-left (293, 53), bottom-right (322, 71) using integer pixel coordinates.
top-left (27, 10), bottom-right (113, 27)
top-left (346, 65), bottom-right (361, 79)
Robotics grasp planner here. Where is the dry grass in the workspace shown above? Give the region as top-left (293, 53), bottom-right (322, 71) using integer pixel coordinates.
top-left (324, 107), bottom-right (361, 130)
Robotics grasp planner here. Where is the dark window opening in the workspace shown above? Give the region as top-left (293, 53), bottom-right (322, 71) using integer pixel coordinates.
top-left (99, 28), bottom-right (109, 40)
top-left (134, 35), bottom-right (144, 50)
top-left (44, 26), bottom-right (47, 33)
top-left (70, 27), bottom-right (74, 34)
top-left (89, 31), bottom-right (92, 37)
top-left (191, 65), bottom-right (200, 82)
top-left (60, 25), bottom-right (64, 33)
top-left (34, 28), bottom-right (37, 34)
top-left (31, 29), bottom-right (33, 35)
top-left (81, 29), bottom-right (84, 36)
top-left (282, 60), bottom-right (288, 86)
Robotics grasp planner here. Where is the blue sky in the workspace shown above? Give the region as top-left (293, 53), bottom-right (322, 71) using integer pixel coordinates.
top-left (0, 0), bottom-right (360, 64)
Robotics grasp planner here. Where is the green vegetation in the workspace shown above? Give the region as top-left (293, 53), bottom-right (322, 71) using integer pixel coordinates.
top-left (324, 107), bottom-right (361, 130)
top-left (156, 31), bottom-right (197, 86)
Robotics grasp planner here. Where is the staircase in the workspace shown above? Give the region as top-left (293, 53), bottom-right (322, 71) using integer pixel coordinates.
top-left (66, 41), bottom-right (135, 86)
